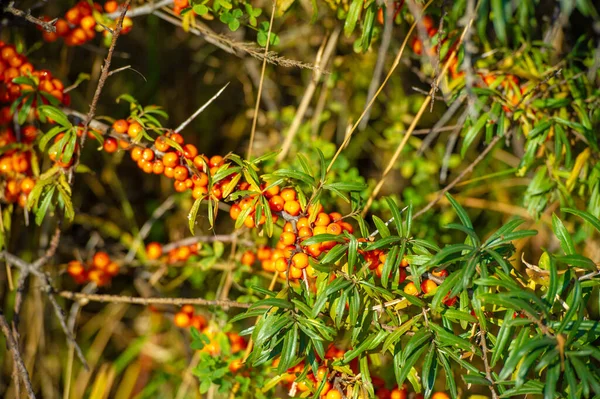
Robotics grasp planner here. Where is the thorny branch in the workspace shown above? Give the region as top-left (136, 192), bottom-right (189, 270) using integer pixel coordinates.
top-left (0, 311), bottom-right (36, 399)
top-left (59, 291), bottom-right (252, 309)
top-left (3, 1), bottom-right (56, 32)
top-left (478, 329), bottom-right (499, 399)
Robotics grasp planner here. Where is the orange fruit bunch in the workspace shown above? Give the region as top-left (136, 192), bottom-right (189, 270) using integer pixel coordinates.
top-left (173, 305), bottom-right (207, 329)
top-left (0, 42), bottom-right (69, 105)
top-left (66, 251), bottom-right (119, 286)
top-left (41, 1), bottom-right (133, 46)
top-left (0, 126), bottom-right (38, 207)
top-left (110, 119), bottom-right (232, 201)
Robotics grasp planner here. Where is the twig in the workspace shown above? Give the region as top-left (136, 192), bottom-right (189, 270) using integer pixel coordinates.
top-left (277, 27), bottom-right (340, 162)
top-left (106, 0), bottom-right (174, 18)
top-left (417, 94), bottom-right (466, 155)
top-left (358, 4), bottom-right (394, 131)
top-left (174, 83), bottom-right (230, 133)
top-left (326, 0), bottom-right (435, 175)
top-left (247, 0), bottom-right (276, 160)
top-left (430, 1), bottom-right (449, 111)
top-left (459, 0), bottom-right (478, 119)
top-left (59, 291), bottom-right (252, 308)
top-left (0, 311), bottom-right (36, 399)
top-left (478, 329), bottom-right (499, 399)
top-left (4, 1), bottom-right (56, 32)
top-left (107, 65), bottom-right (147, 81)
top-left (439, 111), bottom-right (467, 182)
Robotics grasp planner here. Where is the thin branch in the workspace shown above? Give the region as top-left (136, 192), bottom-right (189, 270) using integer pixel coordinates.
top-left (59, 291), bottom-right (252, 309)
top-left (0, 312), bottom-right (36, 399)
top-left (276, 27), bottom-right (340, 162)
top-left (247, 0), bottom-right (275, 160)
top-left (4, 1), bottom-right (56, 32)
top-left (161, 232), bottom-right (252, 252)
top-left (107, 65), bottom-right (147, 81)
top-left (106, 0), bottom-right (174, 18)
top-left (479, 329), bottom-right (499, 399)
top-left (174, 83), bottom-right (230, 133)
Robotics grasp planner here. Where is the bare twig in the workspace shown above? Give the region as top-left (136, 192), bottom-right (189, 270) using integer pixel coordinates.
top-left (59, 291), bottom-right (252, 308)
top-left (358, 4), bottom-right (394, 131)
top-left (277, 27), bottom-right (340, 162)
top-left (174, 83), bottom-right (230, 133)
top-left (440, 111), bottom-right (467, 182)
top-left (107, 65), bottom-right (147, 81)
top-left (106, 0), bottom-right (173, 18)
top-left (247, 0), bottom-right (276, 160)
top-left (479, 329), bottom-right (499, 399)
top-left (0, 312), bottom-right (36, 399)
top-left (417, 94), bottom-right (466, 155)
top-left (4, 1), bottom-right (56, 32)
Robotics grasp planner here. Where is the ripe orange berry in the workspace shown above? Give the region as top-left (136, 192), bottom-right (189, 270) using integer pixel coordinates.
top-left (170, 132), bottom-right (184, 144)
top-left (146, 242), bottom-right (163, 260)
top-left (391, 387), bottom-right (407, 399)
top-left (88, 269), bottom-right (109, 286)
top-left (20, 177), bottom-right (35, 194)
top-left (174, 312), bottom-right (191, 328)
top-left (182, 144), bottom-right (198, 159)
top-left (229, 204), bottom-right (241, 220)
top-left (127, 122), bottom-right (144, 138)
top-left (241, 250), bottom-right (256, 266)
top-left (55, 19), bottom-right (70, 36)
top-left (421, 279), bottom-right (438, 294)
top-left (326, 223), bottom-right (342, 235)
top-left (404, 282), bottom-right (419, 296)
top-left (292, 252), bottom-right (309, 269)
top-left (431, 269), bottom-right (448, 278)
top-left (181, 305), bottom-right (195, 315)
top-left (131, 147), bottom-right (143, 161)
top-left (431, 393), bottom-right (450, 399)
top-left (152, 160), bottom-right (165, 174)
top-left (289, 265), bottom-right (303, 279)
top-left (142, 148), bottom-right (155, 161)
top-left (80, 15), bottom-right (96, 30)
top-left (209, 155), bottom-right (223, 167)
top-left (92, 251), bottom-right (110, 270)
top-left (298, 227), bottom-right (313, 239)
top-left (154, 135), bottom-right (170, 152)
top-left (174, 180), bottom-right (187, 192)
top-left (164, 166), bottom-right (175, 178)
top-left (280, 188), bottom-right (296, 202)
top-left (162, 152), bottom-right (179, 168)
top-left (113, 119), bottom-right (129, 134)
top-left (192, 186), bottom-right (208, 199)
top-left (275, 258), bottom-right (288, 272)
top-left (244, 214), bottom-right (256, 228)
top-left (280, 231), bottom-right (296, 246)
top-left (191, 314), bottom-right (207, 330)
top-left (269, 195), bottom-right (284, 212)
top-left (65, 8), bottom-right (81, 25)
top-left (229, 359), bottom-right (243, 373)
top-left (264, 184), bottom-right (280, 198)
top-left (283, 200), bottom-right (301, 216)
top-left (67, 260), bottom-right (85, 277)
top-left (105, 262), bottom-right (119, 277)
top-left (315, 212), bottom-right (331, 226)
top-left (326, 389), bottom-right (342, 399)
top-left (103, 137), bottom-right (118, 153)
top-left (400, 257), bottom-right (409, 267)
top-left (104, 1), bottom-right (118, 12)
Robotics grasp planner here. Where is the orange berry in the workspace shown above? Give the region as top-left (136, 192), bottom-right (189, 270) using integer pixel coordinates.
top-left (127, 122), bottom-right (144, 138)
top-left (400, 258), bottom-right (409, 267)
top-left (264, 184), bottom-right (280, 198)
top-left (142, 148), bottom-right (155, 161)
top-left (192, 185), bottom-right (208, 199)
top-left (229, 204), bottom-right (241, 220)
top-left (162, 152), bottom-right (179, 168)
top-left (88, 269), bottom-right (109, 286)
top-left (173, 180), bottom-right (187, 192)
top-left (421, 279), bottom-right (438, 294)
top-left (209, 155), bottom-right (223, 167)
top-left (20, 177), bottom-right (35, 194)
top-left (329, 212), bottom-right (342, 221)
top-left (257, 246), bottom-right (272, 260)
top-left (404, 282), bottom-right (419, 296)
top-left (269, 195), bottom-right (284, 212)
top-left (130, 147), bottom-right (143, 161)
top-left (103, 137), bottom-right (118, 153)
top-left (298, 227), bottom-right (313, 239)
top-left (289, 265), bottom-right (303, 279)
top-left (280, 188), bottom-right (296, 201)
top-left (326, 389), bottom-right (342, 399)
top-left (283, 200), bottom-right (301, 216)
top-left (164, 166), bottom-right (175, 178)
top-left (146, 242), bottom-right (163, 260)
top-left (174, 312), bottom-right (191, 328)
top-left (431, 393), bottom-right (450, 399)
top-left (192, 172), bottom-right (209, 187)
top-left (244, 214), bottom-right (255, 228)
top-left (315, 212), bottom-right (331, 226)
top-left (183, 144), bottom-right (198, 159)
top-left (326, 223), bottom-right (342, 235)
top-left (292, 252), bottom-right (309, 269)
top-left (80, 15), bottom-right (96, 30)
top-left (170, 132), bottom-right (184, 144)
top-left (191, 315), bottom-right (206, 330)
top-left (280, 231), bottom-right (296, 246)
top-left (181, 305), bottom-right (194, 315)
top-left (67, 261), bottom-right (85, 277)
top-left (391, 387), bottom-right (407, 399)
top-left (92, 251), bottom-right (110, 269)
top-left (55, 19), bottom-right (70, 36)
top-left (241, 251), bottom-right (256, 266)
top-left (105, 262), bottom-right (119, 277)
top-left (65, 8), bottom-right (81, 25)
top-left (431, 269), bottom-right (448, 278)
top-left (275, 258), bottom-right (288, 272)
top-left (229, 359), bottom-right (243, 373)
top-left (193, 155), bottom-right (208, 170)
top-left (152, 160), bottom-right (165, 174)
top-left (313, 225), bottom-right (327, 236)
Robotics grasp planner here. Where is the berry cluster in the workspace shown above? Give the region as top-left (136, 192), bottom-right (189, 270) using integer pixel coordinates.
top-left (173, 305), bottom-right (207, 329)
top-left (66, 251), bottom-right (120, 286)
top-left (0, 42), bottom-right (71, 207)
top-left (41, 1), bottom-right (133, 46)
top-left (110, 119), bottom-right (230, 201)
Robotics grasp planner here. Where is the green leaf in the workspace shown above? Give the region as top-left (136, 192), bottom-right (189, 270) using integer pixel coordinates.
top-left (277, 323), bottom-right (299, 373)
top-left (38, 105), bottom-right (72, 128)
top-left (372, 215), bottom-right (391, 238)
top-left (554, 254), bottom-right (597, 270)
top-left (344, 0), bottom-right (362, 37)
top-left (446, 193), bottom-right (473, 228)
top-left (272, 169), bottom-right (316, 187)
top-left (188, 198), bottom-right (203, 234)
top-left (552, 213), bottom-right (575, 255)
top-left (563, 208), bottom-right (600, 233)
top-left (35, 186), bottom-right (55, 225)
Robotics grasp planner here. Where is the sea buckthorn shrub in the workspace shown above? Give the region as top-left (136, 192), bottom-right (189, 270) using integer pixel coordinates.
top-left (1, 1), bottom-right (599, 399)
